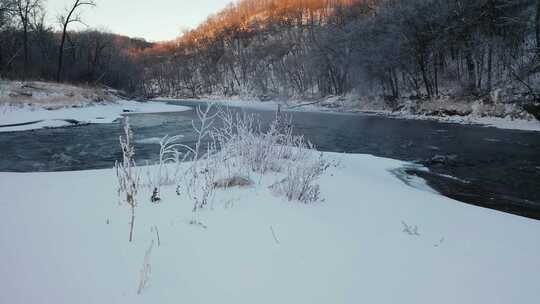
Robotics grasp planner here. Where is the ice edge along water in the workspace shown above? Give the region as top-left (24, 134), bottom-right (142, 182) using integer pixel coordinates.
top-left (0, 100), bottom-right (190, 132)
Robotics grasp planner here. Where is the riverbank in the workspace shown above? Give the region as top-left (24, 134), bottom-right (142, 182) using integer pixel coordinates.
top-left (0, 80), bottom-right (121, 107)
top-left (1, 152), bottom-right (539, 304)
top-left (159, 95), bottom-right (540, 132)
top-left (0, 81), bottom-right (190, 132)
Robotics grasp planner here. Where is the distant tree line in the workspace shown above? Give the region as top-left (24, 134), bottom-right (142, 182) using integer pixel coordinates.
top-left (141, 0), bottom-right (540, 103)
top-left (0, 0), bottom-right (151, 94)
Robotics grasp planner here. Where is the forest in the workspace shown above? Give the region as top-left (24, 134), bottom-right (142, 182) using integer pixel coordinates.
top-left (1, 0), bottom-right (540, 107)
top-left (0, 0), bottom-right (151, 95)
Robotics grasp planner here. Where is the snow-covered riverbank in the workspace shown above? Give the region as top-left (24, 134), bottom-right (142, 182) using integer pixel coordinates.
top-left (0, 100), bottom-right (190, 132)
top-left (360, 109), bottom-right (540, 132)
top-left (160, 97), bottom-right (540, 132)
top-left (1, 152), bottom-right (538, 304)
top-left (0, 80), bottom-right (120, 106)
top-left (0, 80), bottom-right (190, 132)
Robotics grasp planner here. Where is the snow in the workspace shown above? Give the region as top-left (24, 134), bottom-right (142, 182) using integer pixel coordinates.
top-left (135, 136), bottom-right (177, 145)
top-left (0, 100), bottom-right (190, 132)
top-left (1, 152), bottom-right (539, 304)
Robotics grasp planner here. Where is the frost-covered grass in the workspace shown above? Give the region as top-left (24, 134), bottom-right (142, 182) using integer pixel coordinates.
top-left (1, 106), bottom-right (539, 304)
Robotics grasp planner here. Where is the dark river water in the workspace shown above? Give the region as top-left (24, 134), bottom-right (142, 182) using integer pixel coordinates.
top-left (1, 100), bottom-right (539, 220)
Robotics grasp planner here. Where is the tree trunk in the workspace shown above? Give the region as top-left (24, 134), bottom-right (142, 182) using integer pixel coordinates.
top-left (433, 56), bottom-right (439, 97)
top-left (457, 52), bottom-right (461, 81)
top-left (0, 43), bottom-right (3, 75)
top-left (477, 52), bottom-right (484, 90)
top-left (22, 22), bottom-right (28, 79)
top-left (465, 50), bottom-right (476, 92)
top-left (487, 43), bottom-right (493, 92)
top-left (57, 0), bottom-right (91, 82)
top-left (56, 26), bottom-right (67, 82)
top-left (536, 0), bottom-right (540, 54)
top-left (392, 68), bottom-right (400, 98)
top-left (418, 55), bottom-right (432, 97)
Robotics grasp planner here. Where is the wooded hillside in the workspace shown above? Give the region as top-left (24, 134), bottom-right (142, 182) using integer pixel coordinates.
top-left (2, 0), bottom-right (539, 107)
top-left (140, 0), bottom-right (540, 106)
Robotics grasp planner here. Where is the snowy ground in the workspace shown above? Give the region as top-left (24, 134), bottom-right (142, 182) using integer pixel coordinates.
top-left (0, 100), bottom-right (190, 132)
top-left (1, 152), bottom-right (539, 304)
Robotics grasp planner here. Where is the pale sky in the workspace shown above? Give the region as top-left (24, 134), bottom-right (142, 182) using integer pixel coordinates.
top-left (46, 0), bottom-right (233, 42)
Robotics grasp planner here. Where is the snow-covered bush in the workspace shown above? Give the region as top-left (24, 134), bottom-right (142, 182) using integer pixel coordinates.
top-left (212, 111), bottom-right (312, 176)
top-left (114, 117), bottom-right (140, 242)
top-left (270, 152), bottom-right (330, 204)
top-left (212, 110), bottom-right (330, 203)
top-left (168, 105), bottom-right (330, 213)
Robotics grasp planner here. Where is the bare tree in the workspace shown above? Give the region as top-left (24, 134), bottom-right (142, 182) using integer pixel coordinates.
top-left (56, 0), bottom-right (95, 82)
top-left (14, 0), bottom-right (41, 79)
top-left (0, 1), bottom-right (14, 71)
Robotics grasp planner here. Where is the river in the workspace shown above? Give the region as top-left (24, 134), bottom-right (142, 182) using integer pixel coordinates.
top-left (1, 99), bottom-right (539, 219)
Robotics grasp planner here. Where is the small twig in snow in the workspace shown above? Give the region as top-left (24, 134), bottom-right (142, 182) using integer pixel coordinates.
top-left (270, 225), bottom-right (280, 245)
top-left (402, 221), bottom-right (420, 236)
top-left (152, 225), bottom-right (161, 247)
top-left (137, 240), bottom-right (154, 295)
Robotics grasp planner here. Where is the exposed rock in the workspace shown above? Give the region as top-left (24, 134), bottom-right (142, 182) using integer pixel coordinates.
top-left (213, 176), bottom-right (253, 189)
top-left (422, 154), bottom-right (458, 166)
top-left (523, 104), bottom-right (540, 121)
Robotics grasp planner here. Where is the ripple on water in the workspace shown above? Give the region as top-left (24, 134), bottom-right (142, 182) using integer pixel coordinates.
top-left (134, 136), bottom-right (184, 145)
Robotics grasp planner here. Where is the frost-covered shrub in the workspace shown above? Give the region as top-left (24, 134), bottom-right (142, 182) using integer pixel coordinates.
top-left (212, 110), bottom-right (330, 203)
top-left (270, 153), bottom-right (330, 204)
top-left (170, 105), bottom-right (330, 210)
top-left (213, 111), bottom-right (312, 176)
